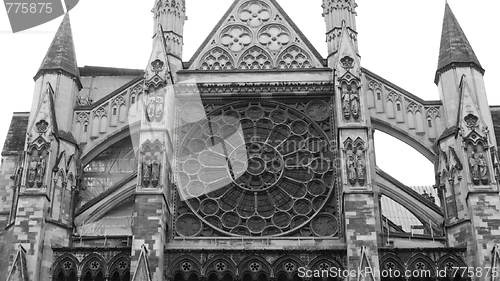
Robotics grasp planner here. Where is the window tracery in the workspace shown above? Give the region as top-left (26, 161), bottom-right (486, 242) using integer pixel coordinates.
top-left (176, 101), bottom-right (337, 237)
top-left (238, 0), bottom-right (271, 27)
top-left (258, 24), bottom-right (291, 53)
top-left (277, 46), bottom-right (312, 69)
top-left (199, 47), bottom-right (235, 70)
top-left (238, 46), bottom-right (273, 70)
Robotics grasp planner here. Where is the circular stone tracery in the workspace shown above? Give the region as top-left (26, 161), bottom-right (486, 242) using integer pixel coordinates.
top-left (177, 101), bottom-right (335, 237)
top-left (229, 142), bottom-right (284, 191)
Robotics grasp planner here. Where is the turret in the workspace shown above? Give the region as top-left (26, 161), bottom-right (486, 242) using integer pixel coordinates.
top-left (152, 0), bottom-right (186, 74)
top-left (322, 0), bottom-right (358, 66)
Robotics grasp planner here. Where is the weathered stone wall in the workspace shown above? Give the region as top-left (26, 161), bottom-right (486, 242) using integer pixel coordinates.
top-left (131, 194), bottom-right (167, 281)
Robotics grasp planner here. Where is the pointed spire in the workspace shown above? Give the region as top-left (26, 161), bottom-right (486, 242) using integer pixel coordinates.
top-left (435, 3), bottom-right (483, 83)
top-left (35, 14), bottom-right (80, 81)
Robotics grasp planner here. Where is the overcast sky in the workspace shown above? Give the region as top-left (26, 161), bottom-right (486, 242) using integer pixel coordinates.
top-left (0, 0), bottom-right (498, 187)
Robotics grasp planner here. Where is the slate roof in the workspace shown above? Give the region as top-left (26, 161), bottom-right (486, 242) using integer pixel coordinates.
top-left (36, 14), bottom-right (80, 79)
top-left (2, 112), bottom-right (29, 156)
top-left (436, 3), bottom-right (483, 83)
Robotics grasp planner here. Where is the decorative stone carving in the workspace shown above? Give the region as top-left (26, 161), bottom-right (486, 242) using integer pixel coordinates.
top-left (112, 95), bottom-right (126, 106)
top-left (340, 55), bottom-right (354, 70)
top-left (35, 119), bottom-right (49, 134)
top-left (344, 138), bottom-right (366, 187)
top-left (151, 59), bottom-right (165, 74)
top-left (141, 140), bottom-right (163, 188)
top-left (258, 24), bottom-right (290, 52)
top-left (199, 47), bottom-right (234, 70)
top-left (464, 113), bottom-right (479, 130)
top-left (238, 46), bottom-right (272, 69)
top-left (467, 142), bottom-right (489, 185)
top-left (220, 25), bottom-right (252, 52)
top-left (305, 101), bottom-right (331, 122)
top-left (277, 46), bottom-right (312, 69)
top-left (142, 156), bottom-right (152, 187)
top-left (238, 0), bottom-right (271, 27)
top-left (146, 92), bottom-right (164, 122)
top-left (176, 101), bottom-right (337, 237)
top-left (27, 148), bottom-right (47, 188)
top-left (340, 82), bottom-right (360, 121)
top-left (76, 95), bottom-right (93, 106)
top-left (151, 157), bottom-right (161, 188)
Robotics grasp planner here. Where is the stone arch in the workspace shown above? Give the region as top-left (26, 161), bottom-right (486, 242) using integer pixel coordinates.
top-left (238, 46), bottom-right (273, 70)
top-left (51, 253), bottom-right (79, 278)
top-left (308, 255), bottom-right (343, 271)
top-left (170, 255), bottom-right (202, 280)
top-left (436, 254), bottom-right (467, 274)
top-left (272, 255), bottom-right (306, 280)
top-left (377, 169), bottom-right (444, 234)
top-left (198, 47), bottom-right (235, 70)
top-left (277, 45), bottom-right (313, 69)
top-left (406, 254), bottom-right (436, 277)
top-left (379, 253), bottom-right (406, 274)
top-left (79, 253), bottom-right (107, 279)
top-left (204, 255), bottom-right (237, 278)
top-left (108, 253), bottom-right (131, 281)
top-left (238, 255), bottom-right (273, 280)
top-left (371, 117), bottom-right (436, 162)
top-left (81, 122), bottom-right (140, 167)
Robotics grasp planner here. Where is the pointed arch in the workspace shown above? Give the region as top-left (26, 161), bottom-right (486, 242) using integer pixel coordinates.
top-left (169, 255), bottom-right (202, 280)
top-left (238, 46), bottom-right (273, 70)
top-left (277, 45), bottom-right (313, 69)
top-left (79, 253), bottom-right (107, 278)
top-left (198, 47), bottom-right (235, 70)
top-left (407, 254), bottom-right (436, 276)
top-left (204, 255), bottom-right (237, 279)
top-left (238, 255), bottom-right (272, 279)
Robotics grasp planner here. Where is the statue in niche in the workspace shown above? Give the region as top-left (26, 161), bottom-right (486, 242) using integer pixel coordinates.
top-left (346, 150), bottom-right (357, 186)
top-left (355, 149), bottom-right (366, 185)
top-left (349, 85), bottom-right (360, 120)
top-left (469, 153), bottom-right (480, 185)
top-left (468, 143), bottom-right (490, 185)
top-left (142, 156), bottom-right (152, 187)
top-left (27, 156), bottom-right (38, 188)
top-left (35, 157), bottom-right (46, 187)
top-left (151, 157), bottom-right (161, 188)
top-left (477, 145), bottom-right (489, 184)
top-left (341, 84), bottom-right (351, 120)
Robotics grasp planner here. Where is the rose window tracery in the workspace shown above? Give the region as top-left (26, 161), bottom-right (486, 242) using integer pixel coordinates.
top-left (221, 25), bottom-right (253, 52)
top-left (177, 101), bottom-right (336, 237)
top-left (239, 1), bottom-right (271, 27)
top-left (258, 24), bottom-right (291, 52)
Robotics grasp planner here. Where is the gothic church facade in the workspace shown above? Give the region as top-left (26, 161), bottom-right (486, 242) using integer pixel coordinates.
top-left (1, 0), bottom-right (500, 280)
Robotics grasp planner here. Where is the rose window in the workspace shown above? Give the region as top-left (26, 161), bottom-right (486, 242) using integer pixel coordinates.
top-left (63, 261), bottom-right (72, 270)
top-left (258, 24), bottom-right (290, 52)
top-left (216, 262), bottom-right (226, 271)
top-left (90, 261), bottom-right (100, 270)
top-left (239, 0), bottom-right (271, 27)
top-left (284, 262), bottom-right (295, 272)
top-left (385, 262), bottom-right (395, 271)
top-left (319, 263), bottom-right (329, 271)
top-left (221, 25), bottom-right (252, 52)
top-left (415, 262), bottom-right (426, 270)
top-left (177, 101), bottom-right (335, 237)
top-left (182, 262), bottom-right (192, 272)
top-left (445, 262), bottom-right (455, 271)
top-left (250, 262), bottom-right (261, 272)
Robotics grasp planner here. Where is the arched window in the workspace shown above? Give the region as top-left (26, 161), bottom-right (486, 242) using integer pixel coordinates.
top-left (52, 258), bottom-right (77, 281)
top-left (109, 257), bottom-right (131, 281)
